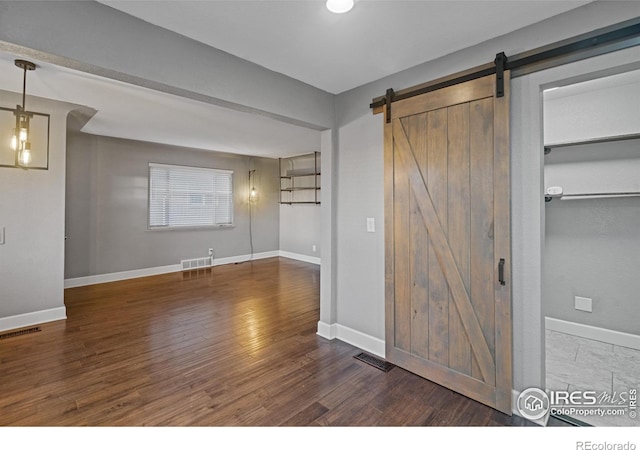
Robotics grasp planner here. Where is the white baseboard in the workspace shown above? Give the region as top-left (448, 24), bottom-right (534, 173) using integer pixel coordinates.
top-left (317, 321), bottom-right (385, 358)
top-left (213, 250), bottom-right (280, 266)
top-left (0, 307), bottom-right (67, 333)
top-left (64, 263), bottom-right (182, 288)
top-left (546, 317), bottom-right (640, 350)
top-left (317, 320), bottom-right (337, 340)
top-left (64, 251), bottom-right (281, 288)
top-left (279, 251), bottom-right (320, 265)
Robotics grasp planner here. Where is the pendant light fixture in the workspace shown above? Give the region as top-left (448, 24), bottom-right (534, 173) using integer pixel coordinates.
top-left (326, 0), bottom-right (354, 14)
top-left (11, 59), bottom-right (36, 168)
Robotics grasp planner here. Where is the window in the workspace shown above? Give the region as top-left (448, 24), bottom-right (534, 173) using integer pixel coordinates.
top-left (148, 163), bottom-right (233, 229)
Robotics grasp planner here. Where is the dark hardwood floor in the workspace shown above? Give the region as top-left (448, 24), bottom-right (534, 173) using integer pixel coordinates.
top-left (0, 257), bottom-right (544, 426)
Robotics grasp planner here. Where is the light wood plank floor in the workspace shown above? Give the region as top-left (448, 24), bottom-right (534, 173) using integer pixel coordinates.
top-left (546, 329), bottom-right (640, 427)
top-left (1, 257), bottom-right (540, 426)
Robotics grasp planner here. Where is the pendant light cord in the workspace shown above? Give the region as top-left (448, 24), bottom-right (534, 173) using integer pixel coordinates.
top-left (21, 65), bottom-right (27, 110)
top-left (248, 169), bottom-right (255, 261)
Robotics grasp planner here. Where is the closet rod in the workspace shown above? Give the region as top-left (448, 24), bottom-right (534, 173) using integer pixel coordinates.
top-left (545, 192), bottom-right (640, 202)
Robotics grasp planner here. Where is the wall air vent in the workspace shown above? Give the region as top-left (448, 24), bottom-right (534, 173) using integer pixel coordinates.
top-left (180, 256), bottom-right (213, 271)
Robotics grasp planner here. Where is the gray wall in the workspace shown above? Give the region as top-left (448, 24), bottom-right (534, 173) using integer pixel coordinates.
top-left (0, 90), bottom-right (77, 325)
top-left (280, 149), bottom-right (322, 258)
top-left (279, 152), bottom-right (322, 258)
top-left (65, 132), bottom-right (279, 279)
top-left (335, 113), bottom-right (384, 337)
top-left (279, 204), bottom-right (321, 258)
top-left (544, 197), bottom-right (640, 335)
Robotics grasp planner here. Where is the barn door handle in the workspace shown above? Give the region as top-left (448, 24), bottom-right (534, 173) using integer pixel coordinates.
top-left (498, 258), bottom-right (506, 286)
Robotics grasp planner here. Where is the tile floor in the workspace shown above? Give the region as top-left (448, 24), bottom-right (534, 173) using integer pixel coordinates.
top-left (546, 329), bottom-right (640, 427)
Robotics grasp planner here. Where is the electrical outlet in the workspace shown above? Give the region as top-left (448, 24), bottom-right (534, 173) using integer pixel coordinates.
top-left (0, 227), bottom-right (4, 245)
top-left (575, 296), bottom-right (593, 313)
top-left (312, 245), bottom-right (317, 252)
top-left (208, 248), bottom-right (214, 256)
top-left (366, 217), bottom-right (375, 233)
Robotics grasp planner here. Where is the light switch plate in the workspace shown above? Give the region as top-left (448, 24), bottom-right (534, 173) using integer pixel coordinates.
top-left (366, 217), bottom-right (375, 233)
top-left (0, 227), bottom-right (4, 245)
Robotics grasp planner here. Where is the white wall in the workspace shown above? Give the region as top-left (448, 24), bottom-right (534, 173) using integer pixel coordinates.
top-left (0, 91), bottom-right (77, 331)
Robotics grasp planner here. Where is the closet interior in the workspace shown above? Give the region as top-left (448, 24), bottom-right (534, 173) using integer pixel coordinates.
top-left (543, 69), bottom-right (640, 427)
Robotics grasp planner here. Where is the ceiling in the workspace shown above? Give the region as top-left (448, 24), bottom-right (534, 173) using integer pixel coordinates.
top-left (0, 52), bottom-right (321, 158)
top-left (100, 0), bottom-right (590, 94)
top-left (1, 1), bottom-right (592, 158)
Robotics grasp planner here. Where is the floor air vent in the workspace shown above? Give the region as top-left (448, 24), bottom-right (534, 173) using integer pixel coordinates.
top-left (0, 326), bottom-right (41, 340)
top-left (354, 352), bottom-right (395, 372)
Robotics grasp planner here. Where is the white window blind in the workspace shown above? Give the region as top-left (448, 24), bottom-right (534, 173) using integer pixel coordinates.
top-left (149, 163), bottom-right (233, 229)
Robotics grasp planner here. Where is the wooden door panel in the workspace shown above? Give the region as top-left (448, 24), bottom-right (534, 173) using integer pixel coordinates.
top-left (392, 117), bottom-right (496, 381)
top-left (410, 189), bottom-right (430, 360)
top-left (392, 75), bottom-right (494, 120)
top-left (469, 97), bottom-right (496, 383)
top-left (446, 102), bottom-right (472, 377)
top-left (385, 72), bottom-right (511, 414)
top-left (425, 108), bottom-right (449, 367)
top-left (393, 153), bottom-right (411, 353)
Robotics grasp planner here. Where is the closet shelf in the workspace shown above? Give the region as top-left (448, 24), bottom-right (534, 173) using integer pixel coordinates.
top-left (544, 132), bottom-right (640, 154)
top-left (545, 191), bottom-right (640, 202)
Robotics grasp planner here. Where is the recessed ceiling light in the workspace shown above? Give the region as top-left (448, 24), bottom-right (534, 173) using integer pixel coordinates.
top-left (326, 0), bottom-right (354, 14)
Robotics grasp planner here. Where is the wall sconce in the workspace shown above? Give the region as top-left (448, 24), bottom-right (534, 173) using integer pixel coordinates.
top-left (1, 59), bottom-right (50, 170)
top-left (249, 169), bottom-right (257, 202)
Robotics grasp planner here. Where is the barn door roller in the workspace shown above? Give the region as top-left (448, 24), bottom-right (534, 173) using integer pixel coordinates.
top-left (494, 52), bottom-right (507, 98)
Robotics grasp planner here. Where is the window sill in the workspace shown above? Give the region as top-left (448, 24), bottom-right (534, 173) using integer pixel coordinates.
top-left (147, 224), bottom-right (235, 231)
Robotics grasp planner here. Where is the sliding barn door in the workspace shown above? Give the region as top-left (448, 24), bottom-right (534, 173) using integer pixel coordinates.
top-left (384, 73), bottom-right (512, 414)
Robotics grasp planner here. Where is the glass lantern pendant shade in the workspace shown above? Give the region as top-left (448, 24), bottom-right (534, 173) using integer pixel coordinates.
top-left (11, 60), bottom-right (36, 169)
top-left (13, 108), bottom-right (33, 168)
